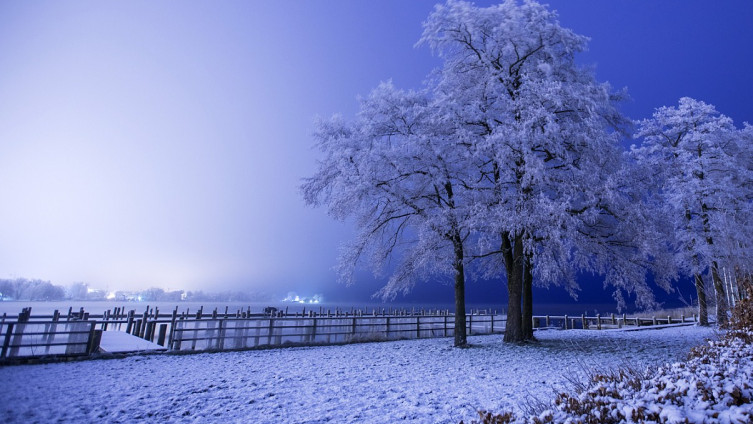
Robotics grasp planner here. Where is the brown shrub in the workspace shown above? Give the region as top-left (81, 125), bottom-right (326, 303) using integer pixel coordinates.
top-left (461, 410), bottom-right (516, 424)
top-left (731, 299), bottom-right (753, 329)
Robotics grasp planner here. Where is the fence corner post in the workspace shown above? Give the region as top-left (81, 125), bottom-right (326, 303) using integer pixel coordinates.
top-left (1, 323), bottom-right (15, 359)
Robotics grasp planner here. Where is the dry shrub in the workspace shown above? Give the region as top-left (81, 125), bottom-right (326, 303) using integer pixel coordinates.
top-left (461, 410), bottom-right (516, 424)
top-left (729, 295), bottom-right (753, 344)
top-left (730, 297), bottom-right (753, 330)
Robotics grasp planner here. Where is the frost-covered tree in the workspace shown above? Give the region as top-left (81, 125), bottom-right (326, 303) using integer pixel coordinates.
top-left (0, 278), bottom-right (65, 301)
top-left (304, 0), bottom-right (668, 345)
top-left (302, 82), bottom-right (476, 347)
top-left (634, 98), bottom-right (753, 327)
top-left (419, 0), bottom-right (654, 341)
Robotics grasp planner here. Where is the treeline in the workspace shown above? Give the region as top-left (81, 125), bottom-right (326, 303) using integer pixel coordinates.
top-left (0, 279), bottom-right (263, 303)
top-left (0, 278), bottom-right (66, 301)
top-left (136, 288), bottom-right (261, 302)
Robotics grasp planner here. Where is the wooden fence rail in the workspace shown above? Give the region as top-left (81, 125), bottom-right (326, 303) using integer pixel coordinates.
top-left (0, 320), bottom-right (99, 359)
top-left (0, 306), bottom-right (504, 361)
top-left (169, 314), bottom-right (504, 351)
top-left (0, 305), bottom-right (700, 362)
top-left (532, 313), bottom-right (698, 330)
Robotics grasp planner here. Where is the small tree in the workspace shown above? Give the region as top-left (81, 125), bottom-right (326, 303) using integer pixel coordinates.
top-left (302, 83), bottom-right (476, 347)
top-left (634, 98), bottom-right (752, 327)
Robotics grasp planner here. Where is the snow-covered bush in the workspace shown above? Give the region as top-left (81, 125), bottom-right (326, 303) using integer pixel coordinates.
top-left (467, 328), bottom-right (753, 424)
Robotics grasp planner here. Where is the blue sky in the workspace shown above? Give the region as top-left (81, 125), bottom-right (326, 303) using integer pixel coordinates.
top-left (1, 1), bottom-right (751, 304)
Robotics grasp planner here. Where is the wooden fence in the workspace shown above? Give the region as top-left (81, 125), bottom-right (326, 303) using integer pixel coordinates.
top-left (170, 313), bottom-right (503, 351)
top-left (0, 305), bottom-right (700, 362)
top-left (532, 312), bottom-right (698, 330)
top-left (0, 305), bottom-right (503, 361)
top-left (0, 308), bottom-right (100, 360)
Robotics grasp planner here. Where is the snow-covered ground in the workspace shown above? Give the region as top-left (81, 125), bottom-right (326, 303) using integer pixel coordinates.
top-left (0, 326), bottom-right (715, 424)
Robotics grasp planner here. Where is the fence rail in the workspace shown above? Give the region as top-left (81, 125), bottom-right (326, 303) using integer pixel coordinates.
top-left (0, 305), bottom-right (699, 363)
top-left (532, 312), bottom-right (698, 330)
top-left (0, 305), bottom-right (504, 361)
top-left (0, 308), bottom-right (100, 360)
top-left (169, 314), bottom-right (503, 351)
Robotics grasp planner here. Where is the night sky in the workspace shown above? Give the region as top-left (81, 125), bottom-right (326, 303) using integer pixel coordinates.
top-left (1, 1), bottom-right (751, 309)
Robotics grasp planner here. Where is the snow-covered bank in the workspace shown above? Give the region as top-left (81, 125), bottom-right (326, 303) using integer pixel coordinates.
top-left (474, 328), bottom-right (752, 424)
top-left (0, 326), bottom-right (715, 424)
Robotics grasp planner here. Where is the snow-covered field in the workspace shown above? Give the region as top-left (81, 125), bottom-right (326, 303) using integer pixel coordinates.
top-left (0, 326), bottom-right (715, 424)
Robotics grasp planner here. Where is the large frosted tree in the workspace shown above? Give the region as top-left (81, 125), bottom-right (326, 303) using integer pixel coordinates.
top-left (419, 0), bottom-right (655, 341)
top-left (634, 97), bottom-right (753, 327)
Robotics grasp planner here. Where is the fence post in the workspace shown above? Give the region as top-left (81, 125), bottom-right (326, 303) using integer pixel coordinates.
top-left (172, 320), bottom-right (183, 350)
top-left (596, 314), bottom-right (601, 330)
top-left (468, 313), bottom-right (473, 336)
top-left (581, 314), bottom-right (587, 330)
top-left (157, 324), bottom-right (168, 346)
top-left (443, 315), bottom-right (447, 337)
top-left (275, 319), bottom-right (283, 345)
top-left (125, 310), bottom-right (134, 334)
top-left (311, 317), bottom-right (317, 343)
top-left (9, 310), bottom-right (29, 357)
top-left (416, 316), bottom-right (420, 339)
top-left (545, 315), bottom-right (550, 327)
top-left (352, 316), bottom-right (357, 337)
top-left (138, 310), bottom-right (148, 338)
top-left (564, 315), bottom-right (568, 330)
top-left (144, 321), bottom-right (154, 341)
top-left (168, 308), bottom-right (178, 349)
top-left (652, 316), bottom-right (657, 326)
top-left (267, 318), bottom-right (274, 345)
top-left (217, 319), bottom-right (225, 350)
top-left (1, 323), bottom-right (15, 358)
top-left (86, 323), bottom-right (101, 355)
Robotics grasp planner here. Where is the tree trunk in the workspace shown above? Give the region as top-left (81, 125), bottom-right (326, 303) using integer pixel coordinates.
top-left (522, 255), bottom-right (533, 340)
top-left (452, 233), bottom-right (467, 347)
top-left (503, 233), bottom-right (524, 342)
top-left (710, 261), bottom-right (728, 327)
top-left (694, 273), bottom-right (709, 326)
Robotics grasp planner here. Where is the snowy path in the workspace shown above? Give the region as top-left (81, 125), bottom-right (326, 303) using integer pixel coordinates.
top-left (0, 326), bottom-right (715, 424)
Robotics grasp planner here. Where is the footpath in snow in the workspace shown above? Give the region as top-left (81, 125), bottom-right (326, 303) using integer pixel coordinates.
top-left (0, 326), bottom-right (715, 424)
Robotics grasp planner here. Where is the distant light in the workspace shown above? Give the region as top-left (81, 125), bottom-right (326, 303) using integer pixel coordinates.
top-left (106, 292), bottom-right (116, 300)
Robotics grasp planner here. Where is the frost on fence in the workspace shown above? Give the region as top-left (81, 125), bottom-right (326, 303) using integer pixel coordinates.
top-left (0, 320), bottom-right (95, 359)
top-left (168, 315), bottom-right (503, 351)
